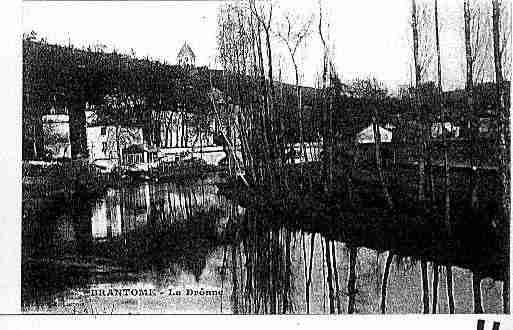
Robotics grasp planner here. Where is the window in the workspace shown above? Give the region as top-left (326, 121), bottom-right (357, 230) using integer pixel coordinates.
top-left (431, 122), bottom-right (460, 139)
top-left (479, 118), bottom-right (494, 138)
top-left (101, 126), bottom-right (107, 136)
top-left (479, 118), bottom-right (490, 133)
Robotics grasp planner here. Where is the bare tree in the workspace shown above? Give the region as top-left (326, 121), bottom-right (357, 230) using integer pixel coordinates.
top-left (492, 0), bottom-right (510, 314)
top-left (416, 1), bottom-right (437, 82)
top-left (459, 0), bottom-right (510, 83)
top-left (318, 0), bottom-right (337, 189)
top-left (249, 0), bottom-right (276, 131)
top-left (434, 0), bottom-right (455, 314)
top-left (275, 11), bottom-right (314, 169)
top-left (469, 1), bottom-right (494, 84)
top-left (412, 0), bottom-right (430, 314)
top-left (463, 1), bottom-right (475, 182)
top-left (499, 1), bottom-right (511, 80)
top-left (463, 2), bottom-right (485, 313)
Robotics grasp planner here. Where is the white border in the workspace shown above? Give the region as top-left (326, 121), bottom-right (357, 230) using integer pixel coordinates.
top-left (0, 1), bottom-right (511, 329)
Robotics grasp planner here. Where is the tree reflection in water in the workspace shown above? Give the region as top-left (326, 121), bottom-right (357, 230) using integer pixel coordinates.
top-left (222, 203), bottom-right (505, 314)
top-left (224, 208), bottom-right (295, 314)
top-left (23, 179), bottom-right (506, 314)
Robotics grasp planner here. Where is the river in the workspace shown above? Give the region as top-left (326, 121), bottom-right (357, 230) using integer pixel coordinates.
top-left (22, 176), bottom-right (504, 314)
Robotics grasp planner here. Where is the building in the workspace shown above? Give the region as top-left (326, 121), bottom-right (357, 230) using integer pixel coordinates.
top-left (25, 39), bottom-right (323, 164)
top-left (355, 124), bottom-right (394, 165)
top-left (42, 113), bottom-right (71, 159)
top-left (86, 122), bottom-right (144, 160)
top-left (357, 124), bottom-right (393, 144)
top-left (398, 81), bottom-right (510, 141)
top-left (431, 122), bottom-right (460, 139)
top-left (177, 41), bottom-right (196, 67)
top-left (41, 110), bottom-right (144, 166)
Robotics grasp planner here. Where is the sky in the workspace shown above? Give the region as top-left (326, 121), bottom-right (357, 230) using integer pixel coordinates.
top-left (23, 0), bottom-right (502, 92)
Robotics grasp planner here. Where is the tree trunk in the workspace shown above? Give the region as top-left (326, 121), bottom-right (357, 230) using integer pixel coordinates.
top-left (435, 0), bottom-right (452, 235)
top-left (411, 0), bottom-right (426, 209)
top-left (412, 3), bottom-right (429, 313)
top-left (464, 0), bottom-right (477, 207)
top-left (492, 0), bottom-right (510, 313)
top-left (372, 109), bottom-right (394, 210)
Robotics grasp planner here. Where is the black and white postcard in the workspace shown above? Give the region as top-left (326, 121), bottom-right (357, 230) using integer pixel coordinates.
top-left (2, 0), bottom-right (513, 327)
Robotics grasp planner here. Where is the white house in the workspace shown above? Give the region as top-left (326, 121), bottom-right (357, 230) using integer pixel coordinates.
top-left (357, 125), bottom-right (393, 144)
top-left (86, 125), bottom-right (144, 162)
top-left (42, 110), bottom-right (144, 167)
top-left (431, 122), bottom-right (460, 139)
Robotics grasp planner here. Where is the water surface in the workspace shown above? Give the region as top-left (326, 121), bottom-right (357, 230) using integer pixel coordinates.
top-left (22, 178), bottom-right (504, 314)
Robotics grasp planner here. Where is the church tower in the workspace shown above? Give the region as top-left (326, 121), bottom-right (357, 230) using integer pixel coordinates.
top-left (177, 41), bottom-right (196, 67)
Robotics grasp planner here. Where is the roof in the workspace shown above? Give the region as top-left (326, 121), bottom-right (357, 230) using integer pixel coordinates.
top-left (357, 125), bottom-right (393, 144)
top-left (85, 110), bottom-right (97, 125)
top-left (42, 114), bottom-right (69, 123)
top-left (177, 42), bottom-right (195, 63)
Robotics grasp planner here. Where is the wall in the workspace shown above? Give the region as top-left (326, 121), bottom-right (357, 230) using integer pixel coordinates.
top-left (159, 146), bottom-right (230, 166)
top-left (87, 125), bottom-right (144, 162)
